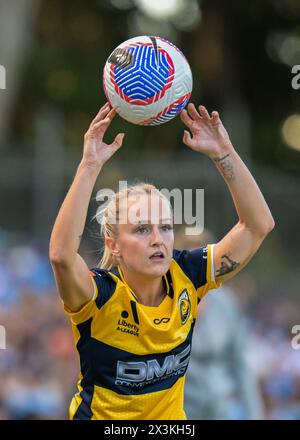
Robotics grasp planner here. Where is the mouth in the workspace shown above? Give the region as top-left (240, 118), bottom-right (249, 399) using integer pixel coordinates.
top-left (149, 251), bottom-right (165, 261)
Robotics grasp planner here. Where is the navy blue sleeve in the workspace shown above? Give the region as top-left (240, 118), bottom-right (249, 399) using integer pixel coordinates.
top-left (172, 247), bottom-right (208, 290)
top-left (90, 268), bottom-right (117, 310)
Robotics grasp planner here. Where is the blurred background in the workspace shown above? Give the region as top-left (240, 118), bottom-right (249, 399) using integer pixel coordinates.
top-left (0, 0), bottom-right (300, 419)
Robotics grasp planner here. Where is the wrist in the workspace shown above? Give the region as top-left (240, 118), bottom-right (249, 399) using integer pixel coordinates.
top-left (78, 160), bottom-right (104, 176)
top-left (209, 142), bottom-right (235, 161)
top-left (211, 147), bottom-right (238, 182)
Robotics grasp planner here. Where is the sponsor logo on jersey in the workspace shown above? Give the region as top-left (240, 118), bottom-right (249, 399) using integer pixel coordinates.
top-left (116, 310), bottom-right (140, 337)
top-left (115, 344), bottom-right (191, 387)
top-left (153, 317), bottom-right (170, 325)
top-left (178, 289), bottom-right (191, 325)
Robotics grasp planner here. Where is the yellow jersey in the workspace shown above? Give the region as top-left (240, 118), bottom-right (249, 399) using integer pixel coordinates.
top-left (63, 245), bottom-right (221, 420)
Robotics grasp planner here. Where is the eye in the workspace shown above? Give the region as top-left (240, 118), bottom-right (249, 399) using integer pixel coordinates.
top-left (136, 226), bottom-right (149, 234)
top-left (160, 225), bottom-right (173, 232)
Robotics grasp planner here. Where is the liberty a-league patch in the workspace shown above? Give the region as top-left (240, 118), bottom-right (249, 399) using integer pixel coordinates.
top-left (178, 289), bottom-right (191, 325)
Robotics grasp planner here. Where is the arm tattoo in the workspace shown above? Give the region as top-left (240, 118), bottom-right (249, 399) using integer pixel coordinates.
top-left (213, 153), bottom-right (235, 181)
top-left (213, 153), bottom-right (231, 162)
top-left (216, 254), bottom-right (239, 277)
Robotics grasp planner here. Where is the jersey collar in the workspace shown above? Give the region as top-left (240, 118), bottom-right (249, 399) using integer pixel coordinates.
top-left (109, 266), bottom-right (174, 301)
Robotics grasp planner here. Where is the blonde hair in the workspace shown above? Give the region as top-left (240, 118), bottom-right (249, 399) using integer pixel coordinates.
top-left (96, 182), bottom-right (172, 270)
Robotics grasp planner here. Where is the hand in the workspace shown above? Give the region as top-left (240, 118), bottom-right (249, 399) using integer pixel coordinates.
top-left (82, 102), bottom-right (125, 168)
top-left (180, 103), bottom-right (234, 159)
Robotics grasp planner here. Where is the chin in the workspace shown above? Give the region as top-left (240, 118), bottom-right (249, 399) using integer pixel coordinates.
top-left (144, 261), bottom-right (169, 277)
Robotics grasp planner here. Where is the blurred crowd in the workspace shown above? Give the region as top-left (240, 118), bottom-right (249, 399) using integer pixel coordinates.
top-left (0, 239), bottom-right (299, 420)
top-left (0, 237), bottom-right (77, 419)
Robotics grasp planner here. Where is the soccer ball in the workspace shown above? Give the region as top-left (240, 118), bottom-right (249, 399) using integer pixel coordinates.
top-left (103, 36), bottom-right (193, 126)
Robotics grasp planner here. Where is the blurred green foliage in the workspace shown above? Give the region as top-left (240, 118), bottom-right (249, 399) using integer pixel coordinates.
top-left (8, 0), bottom-right (300, 171)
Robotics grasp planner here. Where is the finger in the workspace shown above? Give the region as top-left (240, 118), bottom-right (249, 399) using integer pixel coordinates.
top-left (100, 101), bottom-right (110, 112)
top-left (93, 102), bottom-right (110, 118)
top-left (106, 107), bottom-right (117, 120)
top-left (110, 133), bottom-right (125, 150)
top-left (95, 108), bottom-right (116, 127)
top-left (92, 117), bottom-right (110, 133)
top-left (187, 103), bottom-right (202, 121)
top-left (180, 109), bottom-right (194, 130)
top-left (198, 105), bottom-right (210, 120)
top-left (211, 110), bottom-right (220, 123)
top-left (183, 129), bottom-right (197, 148)
top-left (91, 103), bottom-right (111, 125)
top-left (89, 103), bottom-right (111, 128)
top-left (91, 109), bottom-right (116, 138)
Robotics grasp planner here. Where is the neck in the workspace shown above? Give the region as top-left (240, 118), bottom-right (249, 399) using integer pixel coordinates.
top-left (119, 266), bottom-right (165, 307)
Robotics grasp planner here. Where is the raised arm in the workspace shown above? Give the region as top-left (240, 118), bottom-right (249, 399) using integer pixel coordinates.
top-left (49, 103), bottom-right (124, 311)
top-left (180, 103), bottom-right (275, 283)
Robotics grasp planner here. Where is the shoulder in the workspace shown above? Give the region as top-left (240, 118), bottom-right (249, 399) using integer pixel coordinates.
top-left (172, 247), bottom-right (208, 289)
top-left (89, 268), bottom-right (118, 309)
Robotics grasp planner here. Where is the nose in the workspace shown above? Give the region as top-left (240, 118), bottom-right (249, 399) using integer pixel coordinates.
top-left (150, 225), bottom-right (163, 245)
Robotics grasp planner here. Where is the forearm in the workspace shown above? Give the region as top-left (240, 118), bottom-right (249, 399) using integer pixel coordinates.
top-left (49, 160), bottom-right (103, 266)
top-left (212, 147), bottom-right (274, 235)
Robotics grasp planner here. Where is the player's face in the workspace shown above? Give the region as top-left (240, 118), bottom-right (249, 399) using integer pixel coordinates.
top-left (114, 194), bottom-right (174, 277)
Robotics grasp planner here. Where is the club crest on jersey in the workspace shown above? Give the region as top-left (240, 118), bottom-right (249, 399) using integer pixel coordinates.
top-left (178, 289), bottom-right (191, 325)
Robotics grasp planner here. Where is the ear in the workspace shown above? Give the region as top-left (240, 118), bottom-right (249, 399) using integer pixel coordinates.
top-left (105, 236), bottom-right (121, 257)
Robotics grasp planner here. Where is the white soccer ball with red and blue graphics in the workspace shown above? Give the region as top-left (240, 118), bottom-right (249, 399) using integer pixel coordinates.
top-left (103, 36), bottom-right (193, 126)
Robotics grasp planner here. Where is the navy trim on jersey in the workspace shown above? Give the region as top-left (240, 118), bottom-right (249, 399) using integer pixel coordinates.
top-left (165, 271), bottom-right (174, 299)
top-left (73, 386), bottom-right (94, 420)
top-left (172, 247), bottom-right (207, 290)
top-left (75, 324), bottom-right (195, 397)
top-left (90, 268), bottom-right (117, 309)
top-left (74, 318), bottom-right (94, 420)
top-left (130, 300), bottom-right (140, 325)
top-left (110, 266), bottom-right (121, 280)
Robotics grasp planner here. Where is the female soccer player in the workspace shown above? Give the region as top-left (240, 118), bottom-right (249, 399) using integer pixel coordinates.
top-left (49, 102), bottom-right (274, 420)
